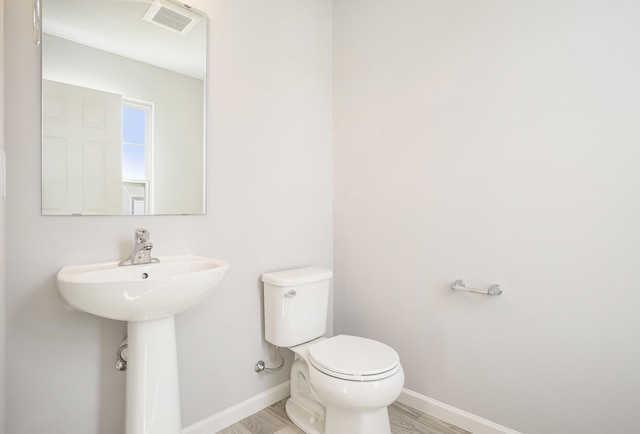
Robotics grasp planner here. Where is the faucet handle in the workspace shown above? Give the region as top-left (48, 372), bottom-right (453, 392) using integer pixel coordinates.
top-left (134, 228), bottom-right (150, 244)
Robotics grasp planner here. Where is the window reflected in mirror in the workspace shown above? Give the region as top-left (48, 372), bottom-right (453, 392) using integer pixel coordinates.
top-left (122, 101), bottom-right (153, 215)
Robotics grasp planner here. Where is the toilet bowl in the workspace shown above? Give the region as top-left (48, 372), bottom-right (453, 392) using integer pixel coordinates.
top-left (262, 267), bottom-right (405, 434)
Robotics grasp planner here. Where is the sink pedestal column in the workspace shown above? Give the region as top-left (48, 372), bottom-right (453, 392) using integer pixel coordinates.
top-left (127, 316), bottom-right (182, 434)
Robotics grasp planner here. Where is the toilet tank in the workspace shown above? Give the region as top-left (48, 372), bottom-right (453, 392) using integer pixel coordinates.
top-left (262, 267), bottom-right (333, 348)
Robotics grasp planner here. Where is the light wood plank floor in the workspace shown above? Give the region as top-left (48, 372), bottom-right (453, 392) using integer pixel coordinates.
top-left (215, 399), bottom-right (470, 434)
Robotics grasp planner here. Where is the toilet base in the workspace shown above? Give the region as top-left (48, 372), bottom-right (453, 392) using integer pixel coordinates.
top-left (286, 358), bottom-right (326, 434)
top-left (325, 405), bottom-right (391, 434)
top-left (286, 398), bottom-right (324, 434)
top-left (286, 397), bottom-right (392, 434)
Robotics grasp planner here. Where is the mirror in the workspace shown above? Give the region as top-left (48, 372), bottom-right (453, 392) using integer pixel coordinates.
top-left (41, 0), bottom-right (207, 215)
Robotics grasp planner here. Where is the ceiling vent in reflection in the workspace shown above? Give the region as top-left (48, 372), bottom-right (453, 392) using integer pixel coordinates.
top-left (143, 0), bottom-right (204, 35)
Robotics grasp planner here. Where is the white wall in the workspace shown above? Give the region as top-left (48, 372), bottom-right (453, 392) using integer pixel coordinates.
top-left (11, 1), bottom-right (638, 433)
top-left (0, 0), bottom-right (6, 431)
top-left (4, 1), bottom-right (332, 433)
top-left (42, 34), bottom-right (205, 215)
top-left (333, 1), bottom-right (640, 433)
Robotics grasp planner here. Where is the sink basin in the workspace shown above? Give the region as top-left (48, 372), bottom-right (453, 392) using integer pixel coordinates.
top-left (57, 254), bottom-right (230, 321)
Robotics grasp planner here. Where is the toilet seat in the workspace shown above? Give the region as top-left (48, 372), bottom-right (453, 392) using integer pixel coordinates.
top-left (308, 335), bottom-right (400, 381)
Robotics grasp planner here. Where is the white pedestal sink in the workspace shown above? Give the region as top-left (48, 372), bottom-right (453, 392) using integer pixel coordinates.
top-left (57, 254), bottom-right (230, 434)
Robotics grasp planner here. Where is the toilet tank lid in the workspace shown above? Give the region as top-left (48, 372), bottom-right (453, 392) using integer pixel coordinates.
top-left (262, 267), bottom-right (333, 286)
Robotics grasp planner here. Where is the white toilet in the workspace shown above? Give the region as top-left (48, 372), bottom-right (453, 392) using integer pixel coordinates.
top-left (262, 267), bottom-right (404, 434)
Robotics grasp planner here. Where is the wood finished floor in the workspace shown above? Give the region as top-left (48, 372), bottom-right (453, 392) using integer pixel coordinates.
top-left (215, 399), bottom-right (470, 434)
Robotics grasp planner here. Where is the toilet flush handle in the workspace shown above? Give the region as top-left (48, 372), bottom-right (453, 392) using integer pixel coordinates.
top-left (284, 289), bottom-right (297, 297)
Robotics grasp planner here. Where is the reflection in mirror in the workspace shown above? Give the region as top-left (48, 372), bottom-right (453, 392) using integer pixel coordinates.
top-left (41, 0), bottom-right (207, 215)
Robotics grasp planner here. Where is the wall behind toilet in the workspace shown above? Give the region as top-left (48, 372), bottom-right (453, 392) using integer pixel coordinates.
top-left (0, 0), bottom-right (6, 430)
top-left (333, 1), bottom-right (640, 433)
top-left (3, 1), bottom-right (332, 433)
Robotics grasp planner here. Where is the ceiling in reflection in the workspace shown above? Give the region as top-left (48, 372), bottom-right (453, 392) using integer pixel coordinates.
top-left (43, 0), bottom-right (207, 78)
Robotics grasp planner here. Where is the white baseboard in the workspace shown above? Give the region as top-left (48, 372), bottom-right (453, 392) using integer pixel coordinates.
top-left (182, 383), bottom-right (520, 434)
top-left (397, 388), bottom-right (521, 434)
top-left (182, 381), bottom-right (290, 434)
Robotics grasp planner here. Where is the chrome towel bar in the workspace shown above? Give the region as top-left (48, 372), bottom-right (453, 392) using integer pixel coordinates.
top-left (451, 279), bottom-right (503, 296)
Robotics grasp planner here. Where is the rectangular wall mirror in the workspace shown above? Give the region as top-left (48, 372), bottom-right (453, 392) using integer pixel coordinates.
top-left (41, 0), bottom-right (207, 215)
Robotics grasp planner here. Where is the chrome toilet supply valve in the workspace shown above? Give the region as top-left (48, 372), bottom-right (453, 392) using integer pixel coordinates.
top-left (115, 341), bottom-right (128, 371)
top-left (254, 346), bottom-right (285, 373)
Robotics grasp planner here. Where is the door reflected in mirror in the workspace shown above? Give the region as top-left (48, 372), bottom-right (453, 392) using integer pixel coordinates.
top-left (41, 0), bottom-right (207, 215)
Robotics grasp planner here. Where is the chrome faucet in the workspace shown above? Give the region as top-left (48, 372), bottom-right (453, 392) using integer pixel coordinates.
top-left (119, 228), bottom-right (160, 266)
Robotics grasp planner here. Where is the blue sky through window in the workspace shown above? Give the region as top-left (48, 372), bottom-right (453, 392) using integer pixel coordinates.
top-left (123, 106), bottom-right (146, 144)
top-left (122, 105), bottom-right (146, 180)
